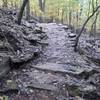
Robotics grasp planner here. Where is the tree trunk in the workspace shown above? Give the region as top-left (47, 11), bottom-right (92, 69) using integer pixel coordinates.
top-left (2, 0), bottom-right (8, 7)
top-left (87, 0), bottom-right (91, 18)
top-left (69, 11), bottom-right (72, 25)
top-left (74, 5), bottom-right (100, 52)
top-left (26, 0), bottom-right (30, 21)
top-left (90, 11), bottom-right (99, 36)
top-left (17, 0), bottom-right (29, 25)
top-left (93, 0), bottom-right (98, 34)
top-left (76, 10), bottom-right (79, 27)
top-left (92, 0), bottom-right (95, 12)
top-left (39, 0), bottom-right (45, 12)
top-left (61, 9), bottom-right (64, 24)
top-left (38, 0), bottom-right (46, 22)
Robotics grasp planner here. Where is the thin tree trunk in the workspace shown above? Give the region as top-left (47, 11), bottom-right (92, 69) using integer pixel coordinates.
top-left (90, 12), bottom-right (99, 36)
top-left (87, 0), bottom-right (91, 17)
top-left (93, 0), bottom-right (98, 34)
top-left (76, 10), bottom-right (79, 27)
top-left (93, 12), bottom-right (99, 33)
top-left (39, 0), bottom-right (45, 12)
top-left (92, 0), bottom-right (95, 12)
top-left (90, 0), bottom-right (98, 36)
top-left (26, 0), bottom-right (30, 21)
top-left (17, 0), bottom-right (29, 25)
top-left (2, 0), bottom-right (8, 7)
top-left (69, 11), bottom-right (72, 25)
top-left (61, 9), bottom-right (64, 24)
top-left (74, 5), bottom-right (100, 52)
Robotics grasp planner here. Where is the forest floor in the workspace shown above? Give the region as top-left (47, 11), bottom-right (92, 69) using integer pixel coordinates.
top-left (0, 23), bottom-right (100, 100)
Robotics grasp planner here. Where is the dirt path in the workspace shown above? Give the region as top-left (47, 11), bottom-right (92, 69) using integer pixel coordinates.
top-left (36, 23), bottom-right (77, 63)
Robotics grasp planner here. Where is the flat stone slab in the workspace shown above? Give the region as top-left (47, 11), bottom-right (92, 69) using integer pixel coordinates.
top-left (68, 33), bottom-right (76, 38)
top-left (32, 63), bottom-right (72, 73)
top-left (27, 83), bottom-right (58, 91)
top-left (32, 63), bottom-right (94, 76)
top-left (27, 71), bottom-right (66, 84)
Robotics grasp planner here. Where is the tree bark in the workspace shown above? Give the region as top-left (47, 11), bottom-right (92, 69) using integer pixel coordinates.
top-left (87, 0), bottom-right (91, 17)
top-left (17, 0), bottom-right (29, 25)
top-left (26, 0), bottom-right (30, 21)
top-left (2, 0), bottom-right (8, 7)
top-left (39, 0), bottom-right (45, 12)
top-left (69, 11), bottom-right (72, 25)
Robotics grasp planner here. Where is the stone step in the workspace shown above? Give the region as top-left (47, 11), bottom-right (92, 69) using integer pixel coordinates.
top-left (27, 83), bottom-right (58, 91)
top-left (68, 33), bottom-right (76, 38)
top-left (31, 62), bottom-right (95, 77)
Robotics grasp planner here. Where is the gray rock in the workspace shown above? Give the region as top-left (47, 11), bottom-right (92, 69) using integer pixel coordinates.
top-left (27, 82), bottom-right (58, 91)
top-left (0, 55), bottom-right (10, 78)
top-left (32, 62), bottom-right (96, 77)
top-left (78, 38), bottom-right (100, 64)
top-left (68, 33), bottom-right (76, 38)
top-left (0, 80), bottom-right (18, 95)
top-left (0, 8), bottom-right (47, 70)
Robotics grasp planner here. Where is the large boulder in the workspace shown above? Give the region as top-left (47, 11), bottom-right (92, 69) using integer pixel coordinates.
top-left (78, 35), bottom-right (100, 64)
top-left (0, 8), bottom-right (48, 77)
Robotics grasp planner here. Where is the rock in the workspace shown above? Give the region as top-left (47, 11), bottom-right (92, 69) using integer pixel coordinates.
top-left (0, 80), bottom-right (18, 95)
top-left (0, 89), bottom-right (18, 95)
top-left (10, 50), bottom-right (36, 65)
top-left (22, 20), bottom-right (35, 29)
top-left (68, 33), bottom-right (76, 38)
top-left (56, 95), bottom-right (67, 100)
top-left (61, 25), bottom-right (69, 30)
top-left (78, 38), bottom-right (100, 64)
top-left (0, 8), bottom-right (47, 71)
top-left (74, 96), bottom-right (84, 100)
top-left (0, 55), bottom-right (10, 78)
top-left (27, 83), bottom-right (58, 91)
top-left (32, 63), bottom-right (66, 72)
top-left (65, 77), bottom-right (96, 98)
top-left (24, 34), bottom-right (41, 42)
top-left (37, 40), bottom-right (48, 45)
top-left (34, 27), bottom-right (43, 34)
top-left (29, 19), bottom-right (38, 24)
top-left (32, 62), bottom-right (97, 78)
top-left (0, 41), bottom-right (12, 52)
top-left (28, 71), bottom-right (66, 84)
top-left (95, 47), bottom-right (100, 53)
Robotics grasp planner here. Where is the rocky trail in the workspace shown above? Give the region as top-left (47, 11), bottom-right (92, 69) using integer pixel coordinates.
top-left (0, 23), bottom-right (100, 100)
top-left (0, 9), bottom-right (100, 100)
